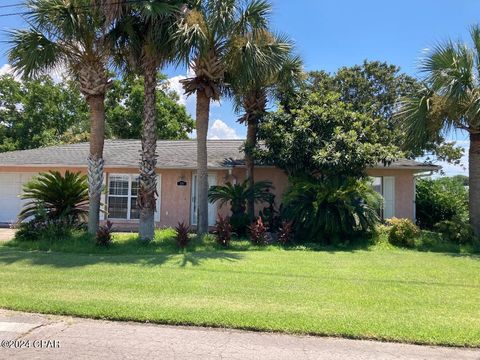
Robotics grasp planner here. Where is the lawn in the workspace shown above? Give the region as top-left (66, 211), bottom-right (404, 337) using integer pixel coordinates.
top-left (0, 231), bottom-right (479, 347)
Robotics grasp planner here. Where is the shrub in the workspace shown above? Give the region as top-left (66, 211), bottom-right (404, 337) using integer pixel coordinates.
top-left (248, 217), bottom-right (268, 245)
top-left (277, 220), bottom-right (294, 245)
top-left (96, 221), bottom-right (113, 246)
top-left (416, 177), bottom-right (468, 229)
top-left (434, 219), bottom-right (476, 245)
top-left (387, 218), bottom-right (421, 248)
top-left (214, 214), bottom-right (232, 247)
top-left (259, 197), bottom-right (283, 232)
top-left (283, 177), bottom-right (381, 244)
top-left (19, 170), bottom-right (89, 225)
top-left (175, 222), bottom-right (190, 248)
top-left (208, 180), bottom-right (274, 235)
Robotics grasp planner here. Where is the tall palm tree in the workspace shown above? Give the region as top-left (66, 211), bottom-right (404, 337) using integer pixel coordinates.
top-left (99, 0), bottom-right (184, 241)
top-left (177, 0), bottom-right (285, 235)
top-left (231, 54), bottom-right (303, 221)
top-left (9, 0), bottom-right (111, 235)
top-left (398, 25), bottom-right (480, 236)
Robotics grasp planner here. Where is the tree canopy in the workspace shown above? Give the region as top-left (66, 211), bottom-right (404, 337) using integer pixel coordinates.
top-left (0, 73), bottom-right (194, 152)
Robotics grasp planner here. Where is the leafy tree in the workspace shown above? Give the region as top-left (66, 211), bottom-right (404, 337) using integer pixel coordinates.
top-left (208, 180), bottom-right (273, 234)
top-left (106, 75), bottom-right (194, 139)
top-left (177, 0), bottom-right (279, 235)
top-left (396, 25), bottom-right (480, 236)
top-left (0, 74), bottom-right (89, 152)
top-left (9, 0), bottom-right (112, 235)
top-left (258, 91), bottom-right (399, 180)
top-left (104, 0), bottom-right (184, 241)
top-left (304, 61), bottom-right (464, 164)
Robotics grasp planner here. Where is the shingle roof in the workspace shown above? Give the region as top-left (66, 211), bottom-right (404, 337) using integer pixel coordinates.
top-left (0, 139), bottom-right (439, 171)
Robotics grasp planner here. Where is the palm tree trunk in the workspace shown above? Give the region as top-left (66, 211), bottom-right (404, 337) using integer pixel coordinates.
top-left (469, 132), bottom-right (480, 236)
top-left (245, 119), bottom-right (256, 222)
top-left (196, 89), bottom-right (210, 235)
top-left (138, 66), bottom-right (158, 242)
top-left (87, 95), bottom-right (105, 235)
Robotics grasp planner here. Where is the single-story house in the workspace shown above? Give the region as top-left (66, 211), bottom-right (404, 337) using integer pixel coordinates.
top-left (0, 140), bottom-right (439, 229)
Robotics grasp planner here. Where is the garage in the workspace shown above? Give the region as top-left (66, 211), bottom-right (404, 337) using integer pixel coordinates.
top-left (0, 173), bottom-right (36, 225)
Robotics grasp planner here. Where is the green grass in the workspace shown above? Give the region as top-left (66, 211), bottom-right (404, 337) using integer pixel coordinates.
top-left (1, 230), bottom-right (480, 347)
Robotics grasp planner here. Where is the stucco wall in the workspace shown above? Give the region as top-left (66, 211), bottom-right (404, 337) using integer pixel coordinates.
top-left (1, 165), bottom-right (417, 229)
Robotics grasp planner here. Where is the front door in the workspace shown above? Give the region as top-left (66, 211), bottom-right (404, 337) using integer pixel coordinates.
top-left (191, 174), bottom-right (217, 226)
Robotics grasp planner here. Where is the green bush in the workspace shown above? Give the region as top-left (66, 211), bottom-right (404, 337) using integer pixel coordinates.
top-left (208, 180), bottom-right (274, 235)
top-left (416, 177), bottom-right (468, 229)
top-left (434, 219), bottom-right (476, 245)
top-left (387, 218), bottom-right (421, 248)
top-left (283, 177), bottom-right (381, 243)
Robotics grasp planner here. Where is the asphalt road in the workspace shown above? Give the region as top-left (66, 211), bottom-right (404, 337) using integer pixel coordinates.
top-left (0, 309), bottom-right (479, 359)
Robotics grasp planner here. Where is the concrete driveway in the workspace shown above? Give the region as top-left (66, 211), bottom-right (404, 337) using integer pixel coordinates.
top-left (0, 229), bottom-right (15, 242)
top-left (0, 309), bottom-right (478, 360)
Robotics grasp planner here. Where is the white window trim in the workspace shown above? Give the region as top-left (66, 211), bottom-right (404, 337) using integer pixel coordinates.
top-left (107, 174), bottom-right (137, 221)
top-left (107, 174), bottom-right (161, 222)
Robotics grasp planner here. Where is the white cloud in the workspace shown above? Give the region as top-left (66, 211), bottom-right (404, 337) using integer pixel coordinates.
top-left (0, 63), bottom-right (69, 83)
top-left (0, 64), bottom-right (12, 75)
top-left (208, 119), bottom-right (240, 139)
top-left (166, 74), bottom-right (188, 105)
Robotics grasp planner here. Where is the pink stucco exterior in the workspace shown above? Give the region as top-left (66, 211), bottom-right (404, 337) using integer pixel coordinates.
top-left (0, 164), bottom-right (420, 229)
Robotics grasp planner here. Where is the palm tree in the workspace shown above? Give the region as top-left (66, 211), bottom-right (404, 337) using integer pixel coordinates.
top-left (9, 0), bottom-right (111, 235)
top-left (100, 0), bottom-right (184, 241)
top-left (398, 25), bottom-right (480, 236)
top-left (231, 54), bottom-right (303, 221)
top-left (177, 0), bottom-right (287, 235)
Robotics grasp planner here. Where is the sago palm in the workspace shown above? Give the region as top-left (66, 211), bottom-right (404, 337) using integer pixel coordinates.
top-left (102, 0), bottom-right (184, 241)
top-left (397, 25), bottom-right (480, 236)
top-left (9, 0), bottom-right (111, 235)
top-left (177, 0), bottom-right (284, 234)
top-left (231, 53), bottom-right (303, 221)
top-left (19, 171), bottom-right (89, 224)
top-left (208, 180), bottom-right (273, 233)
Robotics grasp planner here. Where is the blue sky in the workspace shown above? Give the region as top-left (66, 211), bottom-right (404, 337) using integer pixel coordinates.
top-left (1, 0), bottom-right (479, 175)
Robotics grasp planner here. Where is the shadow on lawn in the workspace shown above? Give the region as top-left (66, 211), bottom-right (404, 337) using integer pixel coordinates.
top-left (0, 248), bottom-right (244, 269)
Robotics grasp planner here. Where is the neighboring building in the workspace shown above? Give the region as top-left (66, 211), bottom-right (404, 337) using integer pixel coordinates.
top-left (0, 140), bottom-right (439, 229)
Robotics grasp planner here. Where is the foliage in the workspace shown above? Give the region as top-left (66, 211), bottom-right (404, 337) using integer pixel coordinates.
top-left (0, 75), bottom-right (89, 152)
top-left (96, 221), bottom-right (114, 247)
top-left (105, 75), bottom-right (194, 139)
top-left (248, 217), bottom-right (268, 245)
top-left (208, 180), bottom-right (274, 234)
top-left (283, 177), bottom-right (381, 243)
top-left (258, 91), bottom-right (400, 179)
top-left (277, 220), bottom-right (294, 245)
top-left (416, 177), bottom-right (469, 229)
top-left (175, 222), bottom-right (190, 249)
top-left (434, 220), bottom-right (476, 246)
top-left (214, 214), bottom-right (232, 247)
top-left (387, 218), bottom-right (421, 248)
top-left (19, 171), bottom-right (89, 226)
top-left (259, 196), bottom-right (282, 232)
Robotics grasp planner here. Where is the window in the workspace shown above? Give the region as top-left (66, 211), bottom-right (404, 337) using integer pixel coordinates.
top-left (108, 174), bottom-right (140, 220)
top-left (370, 176), bottom-right (395, 219)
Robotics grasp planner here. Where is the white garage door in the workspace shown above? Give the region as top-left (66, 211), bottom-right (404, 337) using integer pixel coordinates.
top-left (0, 173), bottom-right (37, 224)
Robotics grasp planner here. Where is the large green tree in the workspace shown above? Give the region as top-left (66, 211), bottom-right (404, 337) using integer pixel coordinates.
top-left (8, 0), bottom-right (111, 235)
top-left (106, 75), bottom-right (194, 139)
top-left (303, 61), bottom-right (463, 164)
top-left (397, 25), bottom-right (480, 236)
top-left (0, 74), bottom-right (89, 152)
top-left (0, 74), bottom-right (193, 152)
top-left (258, 91), bottom-right (400, 180)
top-left (177, 0), bottom-right (285, 234)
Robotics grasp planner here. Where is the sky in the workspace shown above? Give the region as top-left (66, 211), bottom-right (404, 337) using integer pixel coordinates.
top-left (1, 0), bottom-right (480, 176)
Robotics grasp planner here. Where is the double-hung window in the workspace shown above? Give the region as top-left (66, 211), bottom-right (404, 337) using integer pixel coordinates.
top-left (107, 174), bottom-right (140, 220)
top-left (370, 176), bottom-right (395, 219)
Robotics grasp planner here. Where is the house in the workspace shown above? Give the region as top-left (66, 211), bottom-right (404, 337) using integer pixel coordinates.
top-left (0, 139), bottom-right (439, 229)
